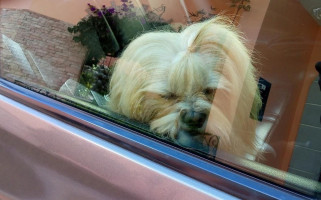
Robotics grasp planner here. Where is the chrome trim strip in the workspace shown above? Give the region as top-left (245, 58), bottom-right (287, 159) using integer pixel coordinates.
top-left (0, 78), bottom-right (315, 200)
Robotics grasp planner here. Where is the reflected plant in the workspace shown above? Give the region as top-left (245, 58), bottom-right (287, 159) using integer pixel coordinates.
top-left (79, 64), bottom-right (113, 95)
top-left (189, 0), bottom-right (251, 24)
top-left (230, 0), bottom-right (251, 11)
top-left (188, 6), bottom-right (216, 23)
top-left (68, 2), bottom-right (173, 66)
top-left (230, 0), bottom-right (251, 22)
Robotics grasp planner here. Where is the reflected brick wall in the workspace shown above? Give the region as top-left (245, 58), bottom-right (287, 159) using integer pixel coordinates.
top-left (0, 9), bottom-right (86, 90)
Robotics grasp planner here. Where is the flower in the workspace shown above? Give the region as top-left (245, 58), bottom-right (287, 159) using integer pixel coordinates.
top-left (121, 3), bottom-right (129, 12)
top-left (69, 2), bottom-right (172, 66)
top-left (88, 4), bottom-right (97, 12)
top-left (107, 8), bottom-right (115, 14)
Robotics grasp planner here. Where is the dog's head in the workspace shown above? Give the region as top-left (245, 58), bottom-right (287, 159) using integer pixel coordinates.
top-left (108, 17), bottom-right (261, 156)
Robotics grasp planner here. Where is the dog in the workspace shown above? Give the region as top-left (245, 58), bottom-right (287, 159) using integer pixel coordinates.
top-left (108, 16), bottom-right (262, 158)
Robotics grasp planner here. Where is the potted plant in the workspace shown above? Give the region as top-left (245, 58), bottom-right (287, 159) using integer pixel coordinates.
top-left (68, 1), bottom-right (172, 65)
top-left (68, 1), bottom-right (172, 96)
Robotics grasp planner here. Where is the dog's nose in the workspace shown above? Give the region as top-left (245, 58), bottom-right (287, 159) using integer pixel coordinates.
top-left (181, 110), bottom-right (207, 128)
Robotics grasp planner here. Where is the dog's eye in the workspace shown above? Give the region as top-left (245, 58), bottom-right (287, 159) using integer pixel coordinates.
top-left (161, 92), bottom-right (177, 100)
top-left (203, 88), bottom-right (215, 95)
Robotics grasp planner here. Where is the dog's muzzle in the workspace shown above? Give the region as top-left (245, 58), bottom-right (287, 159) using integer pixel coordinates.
top-left (175, 110), bottom-right (218, 155)
top-left (176, 110), bottom-right (212, 152)
top-left (181, 110), bottom-right (207, 130)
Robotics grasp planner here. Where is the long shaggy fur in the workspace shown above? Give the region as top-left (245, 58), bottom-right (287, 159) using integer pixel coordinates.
top-left (108, 16), bottom-right (262, 158)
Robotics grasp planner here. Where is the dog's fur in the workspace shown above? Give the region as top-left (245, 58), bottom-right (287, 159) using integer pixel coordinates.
top-left (108, 17), bottom-right (262, 158)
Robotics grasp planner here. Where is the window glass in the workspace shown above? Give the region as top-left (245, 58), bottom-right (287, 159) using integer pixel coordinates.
top-left (1, 0), bottom-right (321, 197)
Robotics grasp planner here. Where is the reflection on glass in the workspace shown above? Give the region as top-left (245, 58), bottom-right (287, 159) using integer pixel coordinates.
top-left (2, 34), bottom-right (34, 74)
top-left (1, 0), bottom-right (321, 197)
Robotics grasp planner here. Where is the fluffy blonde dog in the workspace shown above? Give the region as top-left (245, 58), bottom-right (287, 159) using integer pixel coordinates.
top-left (108, 17), bottom-right (262, 158)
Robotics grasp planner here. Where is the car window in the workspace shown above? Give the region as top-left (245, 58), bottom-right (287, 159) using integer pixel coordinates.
top-left (1, 0), bottom-right (321, 197)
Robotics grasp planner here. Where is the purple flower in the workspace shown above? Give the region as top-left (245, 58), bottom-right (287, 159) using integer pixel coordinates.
top-left (88, 3), bottom-right (98, 12)
top-left (107, 8), bottom-right (115, 14)
top-left (121, 3), bottom-right (129, 12)
top-left (122, 8), bottom-right (129, 12)
top-left (88, 4), bottom-right (97, 11)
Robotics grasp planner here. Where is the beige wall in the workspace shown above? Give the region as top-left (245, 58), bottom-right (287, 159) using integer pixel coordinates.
top-left (0, 0), bottom-right (192, 24)
top-left (1, 0), bottom-right (88, 24)
top-left (0, 0), bottom-right (260, 25)
top-left (0, 0), bottom-right (32, 9)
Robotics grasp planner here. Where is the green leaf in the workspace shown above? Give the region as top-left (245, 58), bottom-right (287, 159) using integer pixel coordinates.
top-left (67, 27), bottom-right (74, 33)
top-left (73, 36), bottom-right (81, 42)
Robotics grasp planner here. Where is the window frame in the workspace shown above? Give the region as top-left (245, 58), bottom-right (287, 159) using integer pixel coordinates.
top-left (0, 78), bottom-right (318, 199)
